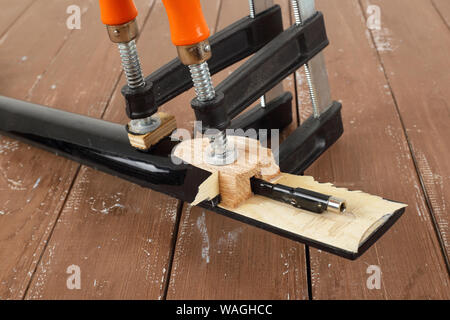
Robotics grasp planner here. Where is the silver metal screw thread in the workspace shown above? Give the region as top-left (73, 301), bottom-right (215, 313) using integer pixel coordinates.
top-left (260, 95), bottom-right (266, 108)
top-left (291, 0), bottom-right (303, 25)
top-left (118, 40), bottom-right (145, 89)
top-left (189, 62), bottom-right (216, 101)
top-left (304, 64), bottom-right (320, 117)
top-left (249, 0), bottom-right (269, 108)
top-left (119, 40), bottom-right (160, 134)
top-left (189, 62), bottom-right (235, 165)
top-left (248, 0), bottom-right (256, 18)
top-left (291, 0), bottom-right (320, 117)
top-left (211, 131), bottom-right (228, 156)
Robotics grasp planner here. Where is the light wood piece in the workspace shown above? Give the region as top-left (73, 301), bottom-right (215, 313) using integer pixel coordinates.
top-left (175, 136), bottom-right (407, 254)
top-left (127, 112), bottom-right (177, 150)
top-left (174, 136), bottom-right (280, 207)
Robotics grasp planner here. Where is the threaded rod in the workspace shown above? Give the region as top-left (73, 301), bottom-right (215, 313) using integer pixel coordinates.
top-left (118, 40), bottom-right (145, 89)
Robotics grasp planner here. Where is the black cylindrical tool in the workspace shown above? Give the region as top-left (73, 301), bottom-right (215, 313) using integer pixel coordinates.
top-left (250, 178), bottom-right (346, 214)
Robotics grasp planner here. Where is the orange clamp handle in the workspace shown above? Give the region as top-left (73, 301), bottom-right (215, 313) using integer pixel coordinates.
top-left (162, 0), bottom-right (210, 46)
top-left (99, 0), bottom-right (138, 26)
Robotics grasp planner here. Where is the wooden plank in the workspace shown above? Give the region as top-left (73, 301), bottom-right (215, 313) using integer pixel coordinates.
top-left (166, 0), bottom-right (310, 300)
top-left (24, 0), bottom-right (221, 300)
top-left (0, 0), bottom-right (152, 300)
top-left (361, 0), bottom-right (450, 268)
top-left (301, 0), bottom-right (450, 299)
top-left (433, 0), bottom-right (450, 28)
top-left (0, 0), bottom-right (103, 300)
top-left (0, 0), bottom-right (90, 100)
top-left (0, 0), bottom-right (34, 36)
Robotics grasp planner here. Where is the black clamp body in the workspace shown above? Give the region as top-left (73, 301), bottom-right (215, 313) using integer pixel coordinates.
top-left (120, 5), bottom-right (284, 121)
top-left (191, 92), bottom-right (230, 131)
top-left (121, 81), bottom-right (156, 120)
top-left (190, 12), bottom-right (328, 131)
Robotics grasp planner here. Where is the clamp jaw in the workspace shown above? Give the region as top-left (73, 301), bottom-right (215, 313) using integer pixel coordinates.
top-left (0, 1), bottom-right (410, 260)
top-left (97, 0), bottom-right (340, 165)
top-left (99, 0), bottom-right (171, 149)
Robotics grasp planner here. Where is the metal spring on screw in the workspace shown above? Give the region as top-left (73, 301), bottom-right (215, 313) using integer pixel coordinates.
top-left (188, 62), bottom-right (236, 165)
top-left (291, 0), bottom-right (320, 117)
top-left (211, 131), bottom-right (228, 157)
top-left (118, 40), bottom-right (159, 134)
top-left (118, 40), bottom-right (145, 89)
top-left (248, 0), bottom-right (256, 18)
top-left (304, 64), bottom-right (320, 117)
top-left (189, 62), bottom-right (216, 102)
top-left (291, 0), bottom-right (303, 25)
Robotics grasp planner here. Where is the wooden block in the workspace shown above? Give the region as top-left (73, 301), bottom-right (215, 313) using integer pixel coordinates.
top-left (231, 174), bottom-right (407, 254)
top-left (174, 136), bottom-right (407, 254)
top-left (174, 136), bottom-right (281, 208)
top-left (127, 112), bottom-right (177, 150)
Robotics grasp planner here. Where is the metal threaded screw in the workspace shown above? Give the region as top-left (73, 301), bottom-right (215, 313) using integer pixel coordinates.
top-left (211, 131), bottom-right (228, 157)
top-left (304, 63), bottom-right (320, 117)
top-left (206, 130), bottom-right (237, 166)
top-left (260, 95), bottom-right (266, 108)
top-left (118, 40), bottom-right (159, 134)
top-left (291, 0), bottom-right (320, 117)
top-left (188, 62), bottom-right (216, 102)
top-left (249, 0), bottom-right (269, 108)
top-left (248, 0), bottom-right (256, 18)
top-left (188, 62), bottom-right (236, 165)
top-left (117, 40), bottom-right (145, 89)
top-left (291, 0), bottom-right (303, 25)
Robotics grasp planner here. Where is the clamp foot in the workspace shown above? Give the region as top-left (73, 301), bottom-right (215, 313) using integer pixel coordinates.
top-left (127, 112), bottom-right (177, 150)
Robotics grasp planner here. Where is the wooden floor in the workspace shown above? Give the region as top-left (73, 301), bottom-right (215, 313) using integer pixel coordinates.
top-left (0, 0), bottom-right (449, 300)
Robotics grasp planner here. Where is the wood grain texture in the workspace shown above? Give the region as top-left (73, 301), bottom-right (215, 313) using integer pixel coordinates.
top-left (0, 0), bottom-right (154, 300)
top-left (432, 0), bottom-right (450, 28)
top-left (302, 0), bottom-right (450, 299)
top-left (0, 0), bottom-right (34, 37)
top-left (361, 0), bottom-right (450, 269)
top-left (25, 166), bottom-right (180, 300)
top-left (1, 0), bottom-right (448, 301)
top-left (174, 136), bottom-right (280, 207)
top-left (0, 0), bottom-right (104, 300)
top-left (24, 0), bottom-right (221, 300)
top-left (127, 112), bottom-right (177, 150)
top-left (166, 0), bottom-right (309, 300)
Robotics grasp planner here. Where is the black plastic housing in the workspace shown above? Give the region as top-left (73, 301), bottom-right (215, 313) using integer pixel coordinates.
top-left (121, 5), bottom-right (284, 119)
top-left (0, 96), bottom-right (405, 260)
top-left (121, 81), bottom-right (156, 119)
top-left (191, 92), bottom-right (230, 131)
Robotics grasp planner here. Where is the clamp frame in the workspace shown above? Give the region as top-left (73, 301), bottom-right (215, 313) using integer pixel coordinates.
top-left (0, 4), bottom-right (358, 258)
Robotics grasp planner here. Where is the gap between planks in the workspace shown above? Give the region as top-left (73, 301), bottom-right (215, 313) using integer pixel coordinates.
top-left (160, 0), bottom-right (224, 299)
top-left (0, 0), bottom-right (35, 40)
top-left (357, 0), bottom-right (450, 273)
top-left (20, 1), bottom-right (158, 299)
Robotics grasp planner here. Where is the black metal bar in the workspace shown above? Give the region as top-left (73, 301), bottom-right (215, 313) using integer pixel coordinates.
top-left (277, 101), bottom-right (344, 174)
top-left (217, 12), bottom-right (329, 119)
top-left (146, 5), bottom-right (284, 108)
top-left (230, 92), bottom-right (293, 138)
top-left (0, 96), bottom-right (211, 203)
top-left (198, 200), bottom-right (405, 260)
top-left (0, 96), bottom-right (405, 260)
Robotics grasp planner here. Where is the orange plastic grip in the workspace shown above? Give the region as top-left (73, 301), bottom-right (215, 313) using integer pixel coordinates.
top-left (99, 0), bottom-right (138, 26)
top-left (162, 0), bottom-right (210, 46)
